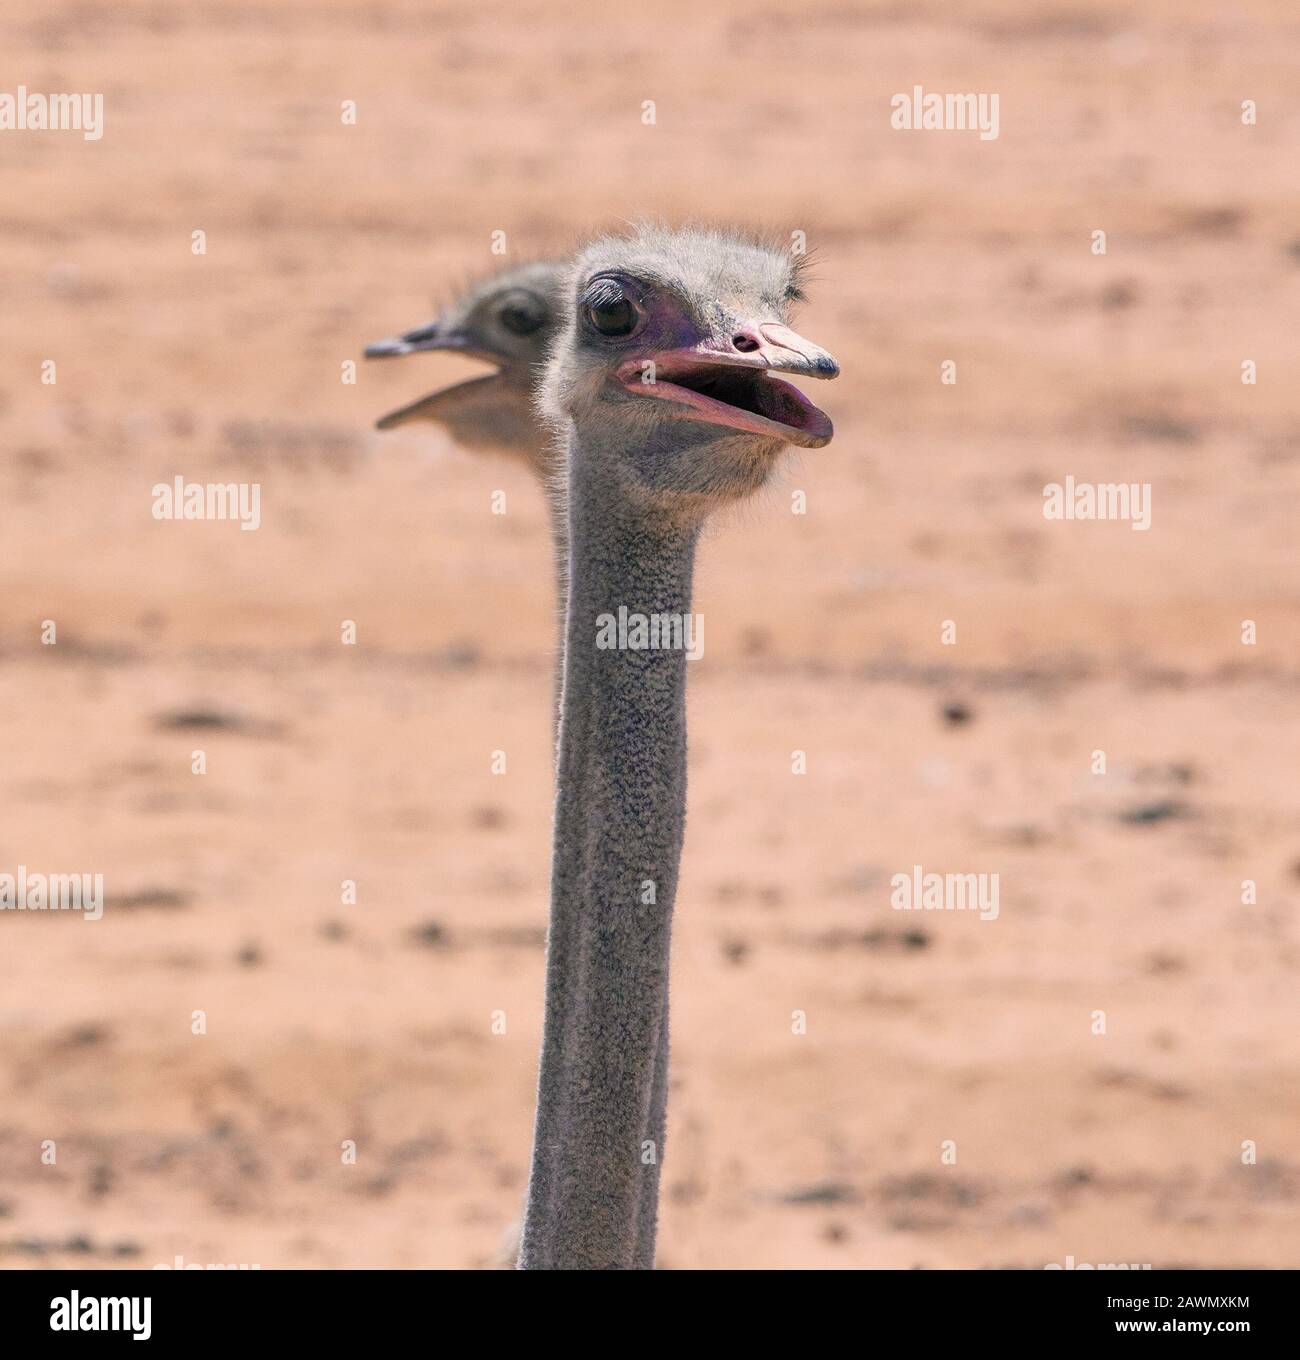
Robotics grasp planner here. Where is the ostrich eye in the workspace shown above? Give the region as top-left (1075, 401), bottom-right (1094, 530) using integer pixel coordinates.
top-left (582, 282), bottom-right (639, 338)
top-left (498, 292), bottom-right (545, 336)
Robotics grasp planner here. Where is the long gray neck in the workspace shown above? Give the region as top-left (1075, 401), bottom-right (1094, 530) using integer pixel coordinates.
top-left (519, 435), bottom-right (697, 1269)
top-left (547, 503), bottom-right (568, 746)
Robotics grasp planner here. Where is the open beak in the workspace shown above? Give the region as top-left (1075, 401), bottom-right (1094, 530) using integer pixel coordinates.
top-left (616, 323), bottom-right (839, 448)
top-left (365, 318), bottom-right (504, 430)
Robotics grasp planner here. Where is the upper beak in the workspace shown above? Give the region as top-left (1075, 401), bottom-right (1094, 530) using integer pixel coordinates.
top-left (364, 319), bottom-right (470, 359)
top-left (732, 322), bottom-right (840, 379)
top-left (677, 322), bottom-right (840, 380)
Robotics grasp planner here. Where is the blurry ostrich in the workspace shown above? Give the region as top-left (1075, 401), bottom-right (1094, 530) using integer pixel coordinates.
top-left (365, 259), bottom-right (564, 478)
top-left (367, 258), bottom-right (568, 700)
top-left (369, 261), bottom-right (569, 1270)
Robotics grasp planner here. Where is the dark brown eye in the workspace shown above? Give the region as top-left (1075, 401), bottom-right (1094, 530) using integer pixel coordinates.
top-left (498, 292), bottom-right (546, 335)
top-left (583, 283), bottom-right (638, 337)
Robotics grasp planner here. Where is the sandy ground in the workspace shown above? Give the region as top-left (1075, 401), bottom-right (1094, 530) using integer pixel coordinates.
top-left (2, 0), bottom-right (1299, 1269)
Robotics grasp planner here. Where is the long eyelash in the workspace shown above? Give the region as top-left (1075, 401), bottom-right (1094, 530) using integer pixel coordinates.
top-left (583, 277), bottom-right (626, 308)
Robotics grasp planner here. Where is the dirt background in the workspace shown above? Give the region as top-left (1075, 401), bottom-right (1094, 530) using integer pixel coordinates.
top-left (2, 0), bottom-right (1299, 1270)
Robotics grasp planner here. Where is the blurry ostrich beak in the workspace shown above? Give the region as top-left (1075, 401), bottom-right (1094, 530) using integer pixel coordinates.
top-left (364, 317), bottom-right (465, 358)
top-left (365, 318), bottom-right (506, 431)
top-left (617, 322), bottom-right (839, 449)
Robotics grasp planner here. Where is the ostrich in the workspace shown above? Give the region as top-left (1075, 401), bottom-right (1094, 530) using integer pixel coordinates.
top-left (367, 259), bottom-right (571, 723)
top-left (519, 225), bottom-right (838, 1270)
top-left (364, 260), bottom-right (564, 477)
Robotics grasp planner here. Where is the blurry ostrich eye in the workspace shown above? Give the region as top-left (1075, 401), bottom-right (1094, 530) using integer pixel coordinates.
top-left (498, 293), bottom-right (545, 335)
top-left (582, 281), bottom-right (639, 338)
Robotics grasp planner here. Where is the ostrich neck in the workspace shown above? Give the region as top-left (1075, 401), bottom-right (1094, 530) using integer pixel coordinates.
top-left (519, 435), bottom-right (697, 1270)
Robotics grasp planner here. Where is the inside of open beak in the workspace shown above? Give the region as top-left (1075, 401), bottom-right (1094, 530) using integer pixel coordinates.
top-left (617, 350), bottom-right (835, 448)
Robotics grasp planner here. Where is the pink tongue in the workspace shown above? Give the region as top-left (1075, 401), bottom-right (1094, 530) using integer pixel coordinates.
top-left (769, 387), bottom-right (801, 425)
top-left (761, 375), bottom-right (815, 428)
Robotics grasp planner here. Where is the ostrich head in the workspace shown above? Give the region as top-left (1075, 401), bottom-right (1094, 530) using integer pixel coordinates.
top-left (540, 225), bottom-right (839, 518)
top-left (365, 260), bottom-right (563, 470)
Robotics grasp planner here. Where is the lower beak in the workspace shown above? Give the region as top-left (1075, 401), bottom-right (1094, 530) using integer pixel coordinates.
top-left (374, 372), bottom-right (505, 431)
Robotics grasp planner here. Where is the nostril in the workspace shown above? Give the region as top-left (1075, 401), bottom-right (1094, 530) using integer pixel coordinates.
top-left (732, 333), bottom-right (760, 353)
